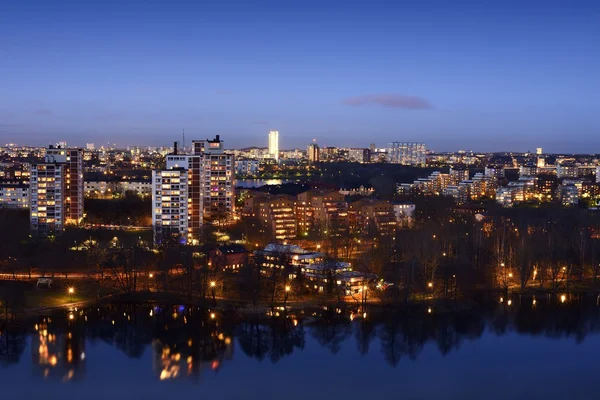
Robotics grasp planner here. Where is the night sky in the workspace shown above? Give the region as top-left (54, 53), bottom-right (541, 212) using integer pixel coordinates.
top-left (1, 0), bottom-right (599, 152)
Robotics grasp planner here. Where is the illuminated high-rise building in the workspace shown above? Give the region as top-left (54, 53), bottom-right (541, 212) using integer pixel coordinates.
top-left (268, 130), bottom-right (279, 161)
top-left (152, 137), bottom-right (234, 244)
top-left (307, 142), bottom-right (320, 163)
top-left (536, 147), bottom-right (543, 155)
top-left (30, 145), bottom-right (83, 235)
top-left (193, 135), bottom-right (235, 223)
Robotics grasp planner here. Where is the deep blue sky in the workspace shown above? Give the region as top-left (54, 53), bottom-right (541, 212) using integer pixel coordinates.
top-left (1, 0), bottom-right (599, 152)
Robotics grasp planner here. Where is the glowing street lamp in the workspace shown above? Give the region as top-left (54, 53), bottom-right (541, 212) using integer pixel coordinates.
top-left (210, 281), bottom-right (217, 305)
top-left (428, 282), bottom-right (433, 288)
top-left (68, 287), bottom-right (75, 302)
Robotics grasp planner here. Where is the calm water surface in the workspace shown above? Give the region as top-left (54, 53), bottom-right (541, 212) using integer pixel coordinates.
top-left (2, 299), bottom-right (600, 400)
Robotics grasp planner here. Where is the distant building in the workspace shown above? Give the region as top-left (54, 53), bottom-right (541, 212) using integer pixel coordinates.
top-left (268, 130), bottom-right (279, 161)
top-left (597, 166), bottom-right (600, 184)
top-left (560, 184), bottom-right (580, 207)
top-left (235, 159), bottom-right (260, 176)
top-left (0, 182), bottom-right (29, 208)
top-left (392, 203), bottom-right (415, 227)
top-left (320, 147), bottom-right (338, 161)
top-left (348, 148), bottom-right (371, 163)
top-left (387, 142), bottom-right (426, 166)
top-left (449, 166), bottom-right (469, 184)
top-left (557, 162), bottom-right (578, 179)
top-left (307, 143), bottom-right (320, 163)
top-left (86, 143), bottom-right (95, 151)
top-left (484, 165), bottom-right (505, 179)
top-left (519, 163), bottom-right (538, 177)
top-left (536, 147), bottom-right (543, 155)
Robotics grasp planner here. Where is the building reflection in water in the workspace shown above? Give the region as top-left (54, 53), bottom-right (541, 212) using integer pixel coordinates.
top-left (151, 306), bottom-right (234, 381)
top-left (32, 310), bottom-right (86, 381)
top-left (6, 294), bottom-right (600, 382)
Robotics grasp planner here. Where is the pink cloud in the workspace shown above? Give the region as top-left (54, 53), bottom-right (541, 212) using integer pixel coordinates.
top-left (342, 94), bottom-right (432, 109)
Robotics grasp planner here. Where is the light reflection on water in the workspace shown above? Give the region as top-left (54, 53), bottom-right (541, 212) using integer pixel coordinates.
top-left (2, 298), bottom-right (600, 399)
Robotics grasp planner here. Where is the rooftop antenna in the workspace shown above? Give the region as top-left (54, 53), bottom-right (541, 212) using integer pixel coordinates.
top-left (182, 129), bottom-right (185, 152)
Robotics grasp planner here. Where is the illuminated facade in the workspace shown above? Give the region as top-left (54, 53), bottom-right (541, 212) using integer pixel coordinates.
top-left (348, 199), bottom-right (397, 235)
top-left (307, 143), bottom-right (320, 163)
top-left (296, 190), bottom-right (348, 234)
top-left (193, 135), bottom-right (235, 223)
top-left (152, 136), bottom-right (234, 244)
top-left (259, 195), bottom-right (297, 240)
top-left (0, 183), bottom-right (29, 208)
top-left (268, 130), bottom-right (279, 161)
top-left (387, 142), bottom-right (426, 166)
top-left (348, 148), bottom-right (371, 163)
top-left (152, 168), bottom-right (189, 242)
top-left (30, 146), bottom-right (83, 234)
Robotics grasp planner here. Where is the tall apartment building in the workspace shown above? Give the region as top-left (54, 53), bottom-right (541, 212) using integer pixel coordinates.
top-left (152, 168), bottom-right (189, 243)
top-left (596, 166), bottom-right (600, 184)
top-left (387, 142), bottom-right (426, 166)
top-left (193, 136), bottom-right (235, 221)
top-left (307, 143), bottom-right (320, 163)
top-left (30, 146), bottom-right (83, 234)
top-left (268, 130), bottom-right (279, 161)
top-left (152, 136), bottom-right (234, 244)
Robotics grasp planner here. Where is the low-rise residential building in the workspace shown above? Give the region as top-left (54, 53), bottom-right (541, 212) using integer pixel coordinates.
top-left (210, 244), bottom-right (248, 272)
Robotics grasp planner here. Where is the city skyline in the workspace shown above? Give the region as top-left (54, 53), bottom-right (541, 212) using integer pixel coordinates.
top-left (1, 0), bottom-right (599, 152)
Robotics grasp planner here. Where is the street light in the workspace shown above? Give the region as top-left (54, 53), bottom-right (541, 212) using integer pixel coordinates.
top-left (68, 287), bottom-right (75, 301)
top-left (210, 281), bottom-right (217, 305)
top-left (428, 282), bottom-right (433, 288)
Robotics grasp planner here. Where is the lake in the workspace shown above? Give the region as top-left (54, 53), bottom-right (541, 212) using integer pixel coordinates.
top-left (2, 297), bottom-right (600, 400)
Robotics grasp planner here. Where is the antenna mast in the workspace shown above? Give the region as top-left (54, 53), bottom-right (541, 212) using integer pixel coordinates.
top-left (182, 129), bottom-right (185, 152)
